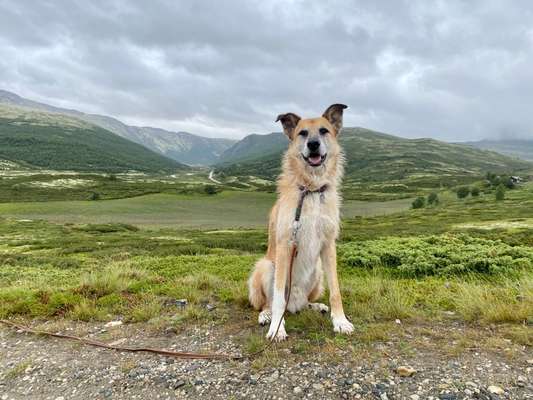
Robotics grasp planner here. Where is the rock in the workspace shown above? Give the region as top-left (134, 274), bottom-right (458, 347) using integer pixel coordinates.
top-left (396, 366), bottom-right (416, 377)
top-left (173, 380), bottom-right (186, 389)
top-left (104, 320), bottom-right (122, 328)
top-left (312, 383), bottom-right (323, 391)
top-left (516, 376), bottom-right (526, 387)
top-left (293, 387), bottom-right (302, 395)
top-left (175, 299), bottom-right (188, 307)
top-left (527, 359), bottom-right (533, 365)
top-left (410, 395), bottom-right (420, 400)
top-left (266, 371), bottom-right (279, 383)
top-left (380, 393), bottom-right (389, 400)
top-left (206, 304), bottom-right (216, 311)
top-left (395, 319), bottom-right (402, 324)
top-left (487, 385), bottom-right (504, 395)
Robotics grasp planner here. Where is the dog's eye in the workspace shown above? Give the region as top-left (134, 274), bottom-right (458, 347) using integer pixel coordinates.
top-left (319, 128), bottom-right (329, 135)
top-left (298, 130), bottom-right (308, 137)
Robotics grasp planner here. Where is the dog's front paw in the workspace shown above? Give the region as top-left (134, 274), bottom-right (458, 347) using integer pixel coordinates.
top-left (266, 321), bottom-right (288, 342)
top-left (332, 316), bottom-right (354, 335)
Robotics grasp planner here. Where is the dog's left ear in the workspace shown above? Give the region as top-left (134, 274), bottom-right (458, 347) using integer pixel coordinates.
top-left (275, 112), bottom-right (301, 140)
top-left (322, 104), bottom-right (348, 134)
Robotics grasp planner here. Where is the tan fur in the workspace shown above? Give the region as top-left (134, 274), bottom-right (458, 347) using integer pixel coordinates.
top-left (248, 104), bottom-right (354, 341)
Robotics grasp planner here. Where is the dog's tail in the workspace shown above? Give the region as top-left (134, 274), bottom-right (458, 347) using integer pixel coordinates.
top-left (248, 258), bottom-right (274, 310)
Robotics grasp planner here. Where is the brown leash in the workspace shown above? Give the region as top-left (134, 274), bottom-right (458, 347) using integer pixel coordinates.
top-left (0, 185), bottom-right (326, 361)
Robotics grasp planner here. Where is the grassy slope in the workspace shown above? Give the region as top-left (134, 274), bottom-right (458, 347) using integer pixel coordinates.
top-left (217, 128), bottom-right (533, 199)
top-left (0, 105), bottom-right (183, 172)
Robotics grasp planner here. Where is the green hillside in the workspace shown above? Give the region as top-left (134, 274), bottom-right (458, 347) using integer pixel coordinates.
top-left (0, 105), bottom-right (184, 172)
top-left (217, 128), bottom-right (533, 198)
top-left (218, 132), bottom-right (288, 164)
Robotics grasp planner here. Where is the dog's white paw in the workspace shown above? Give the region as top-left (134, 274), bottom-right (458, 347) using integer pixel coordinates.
top-left (308, 302), bottom-right (329, 313)
top-left (258, 310), bottom-right (272, 326)
top-left (266, 321), bottom-right (288, 342)
top-left (332, 316), bottom-right (354, 335)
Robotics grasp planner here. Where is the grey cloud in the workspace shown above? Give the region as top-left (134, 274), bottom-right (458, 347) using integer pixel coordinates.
top-left (1, 0), bottom-right (533, 140)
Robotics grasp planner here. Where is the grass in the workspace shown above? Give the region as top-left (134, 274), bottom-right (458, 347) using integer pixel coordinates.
top-left (0, 191), bottom-right (411, 229)
top-left (0, 181), bottom-right (531, 358)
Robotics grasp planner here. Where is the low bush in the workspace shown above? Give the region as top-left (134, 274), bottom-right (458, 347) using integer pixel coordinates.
top-left (338, 234), bottom-right (533, 277)
top-left (412, 197), bottom-right (426, 209)
top-left (456, 186), bottom-right (470, 199)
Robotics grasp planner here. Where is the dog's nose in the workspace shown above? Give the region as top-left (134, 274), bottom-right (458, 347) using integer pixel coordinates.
top-left (307, 139), bottom-right (320, 151)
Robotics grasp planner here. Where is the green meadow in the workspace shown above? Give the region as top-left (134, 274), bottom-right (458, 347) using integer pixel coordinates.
top-left (1, 176), bottom-right (531, 359)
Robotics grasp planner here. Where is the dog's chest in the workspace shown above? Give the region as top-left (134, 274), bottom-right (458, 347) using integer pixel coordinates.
top-left (296, 193), bottom-right (338, 250)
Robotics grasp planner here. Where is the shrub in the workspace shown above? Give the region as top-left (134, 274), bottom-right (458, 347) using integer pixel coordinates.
top-left (412, 197), bottom-right (426, 209)
top-left (427, 192), bottom-right (439, 205)
top-left (89, 192), bottom-right (100, 201)
top-left (504, 177), bottom-right (516, 189)
top-left (456, 186), bottom-right (470, 199)
top-left (338, 234), bottom-right (533, 278)
top-left (471, 187), bottom-right (480, 197)
top-left (204, 185), bottom-right (218, 195)
top-left (495, 184), bottom-right (505, 201)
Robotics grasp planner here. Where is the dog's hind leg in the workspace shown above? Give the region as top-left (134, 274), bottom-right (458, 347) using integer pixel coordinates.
top-left (307, 264), bottom-right (328, 313)
top-left (248, 258), bottom-right (274, 320)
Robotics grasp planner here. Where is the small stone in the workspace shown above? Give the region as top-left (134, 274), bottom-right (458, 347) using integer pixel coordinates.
top-left (410, 395), bottom-right (420, 400)
top-left (396, 366), bottom-right (416, 377)
top-left (465, 381), bottom-right (477, 388)
top-left (312, 383), bottom-right (323, 391)
top-left (175, 299), bottom-right (188, 307)
top-left (104, 320), bottom-right (122, 328)
top-left (266, 371), bottom-right (279, 383)
top-left (517, 376), bottom-right (526, 387)
top-left (173, 380), bottom-right (186, 389)
top-left (380, 393), bottom-right (389, 400)
top-left (395, 319), bottom-right (402, 324)
top-left (527, 359), bottom-right (533, 365)
top-left (293, 387), bottom-right (302, 395)
top-left (487, 385), bottom-right (504, 395)
top-left (206, 304), bottom-right (216, 311)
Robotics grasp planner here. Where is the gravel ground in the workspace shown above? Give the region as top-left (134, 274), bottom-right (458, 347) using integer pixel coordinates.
top-left (0, 320), bottom-right (531, 400)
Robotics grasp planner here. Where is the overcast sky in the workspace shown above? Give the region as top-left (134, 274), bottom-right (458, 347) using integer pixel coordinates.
top-left (1, 0), bottom-right (533, 141)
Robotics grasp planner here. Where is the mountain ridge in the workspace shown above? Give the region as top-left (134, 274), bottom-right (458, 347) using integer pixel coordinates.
top-left (0, 104), bottom-right (184, 172)
top-left (0, 90), bottom-right (236, 165)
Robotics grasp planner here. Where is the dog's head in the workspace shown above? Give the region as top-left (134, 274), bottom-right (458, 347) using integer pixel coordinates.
top-left (276, 104), bottom-right (347, 170)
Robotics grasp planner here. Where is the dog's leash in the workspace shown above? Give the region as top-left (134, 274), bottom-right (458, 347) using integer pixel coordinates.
top-left (0, 184), bottom-right (328, 360)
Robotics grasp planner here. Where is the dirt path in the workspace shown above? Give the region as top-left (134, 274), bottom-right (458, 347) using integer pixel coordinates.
top-left (0, 320), bottom-right (531, 399)
top-left (208, 170), bottom-right (221, 184)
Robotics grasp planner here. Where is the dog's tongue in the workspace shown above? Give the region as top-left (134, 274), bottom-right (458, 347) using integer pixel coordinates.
top-left (308, 155), bottom-right (322, 165)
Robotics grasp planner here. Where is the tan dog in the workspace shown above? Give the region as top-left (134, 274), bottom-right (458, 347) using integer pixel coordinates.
top-left (248, 104), bottom-right (354, 341)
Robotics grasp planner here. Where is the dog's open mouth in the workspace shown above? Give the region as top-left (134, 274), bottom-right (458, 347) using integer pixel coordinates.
top-left (303, 153), bottom-right (327, 167)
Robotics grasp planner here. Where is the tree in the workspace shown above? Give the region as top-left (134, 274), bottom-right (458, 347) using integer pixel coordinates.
top-left (495, 184), bottom-right (505, 201)
top-left (471, 187), bottom-right (480, 197)
top-left (427, 192), bottom-right (439, 205)
top-left (412, 196), bottom-right (426, 209)
top-left (456, 186), bottom-right (470, 199)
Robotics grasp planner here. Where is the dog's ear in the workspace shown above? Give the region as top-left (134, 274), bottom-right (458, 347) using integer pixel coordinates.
top-left (322, 104), bottom-right (348, 134)
top-left (275, 112), bottom-right (301, 140)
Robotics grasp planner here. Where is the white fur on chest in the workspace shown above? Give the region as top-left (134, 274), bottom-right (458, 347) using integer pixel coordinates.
top-left (276, 191), bottom-right (339, 312)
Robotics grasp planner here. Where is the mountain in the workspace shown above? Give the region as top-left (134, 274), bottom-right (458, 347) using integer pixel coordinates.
top-left (464, 139), bottom-right (533, 162)
top-left (0, 104), bottom-right (184, 172)
top-left (218, 132), bottom-right (288, 163)
top-left (217, 128), bottom-right (533, 186)
top-left (0, 90), bottom-right (235, 165)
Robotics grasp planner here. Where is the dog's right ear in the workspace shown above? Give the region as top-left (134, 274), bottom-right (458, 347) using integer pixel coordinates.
top-left (275, 112), bottom-right (301, 140)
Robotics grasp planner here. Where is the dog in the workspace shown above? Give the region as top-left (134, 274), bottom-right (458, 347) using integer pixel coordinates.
top-left (248, 104), bottom-right (354, 341)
